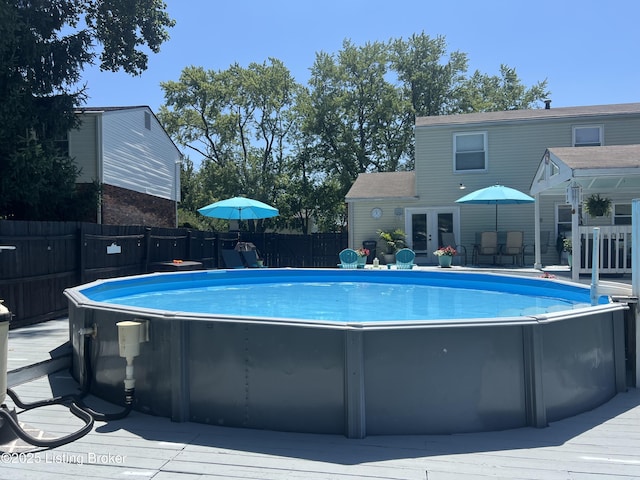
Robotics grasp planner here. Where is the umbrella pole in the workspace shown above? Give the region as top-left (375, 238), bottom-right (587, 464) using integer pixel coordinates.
top-left (495, 204), bottom-right (498, 231)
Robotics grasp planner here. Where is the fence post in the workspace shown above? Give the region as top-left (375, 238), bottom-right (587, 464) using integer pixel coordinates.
top-left (143, 227), bottom-right (152, 273)
top-left (78, 224), bottom-right (86, 285)
top-left (186, 229), bottom-right (193, 260)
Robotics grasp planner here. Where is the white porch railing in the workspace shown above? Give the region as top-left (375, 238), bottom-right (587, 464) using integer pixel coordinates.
top-left (576, 225), bottom-right (632, 275)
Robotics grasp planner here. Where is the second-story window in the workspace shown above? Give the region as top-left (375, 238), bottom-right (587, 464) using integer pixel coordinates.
top-left (454, 132), bottom-right (487, 172)
top-left (573, 125), bottom-right (602, 147)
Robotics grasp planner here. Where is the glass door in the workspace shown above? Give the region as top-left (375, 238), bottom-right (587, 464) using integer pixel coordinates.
top-left (410, 212), bottom-right (428, 253)
top-left (406, 208), bottom-right (459, 264)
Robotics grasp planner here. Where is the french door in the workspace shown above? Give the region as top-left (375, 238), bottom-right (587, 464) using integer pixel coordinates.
top-left (405, 208), bottom-right (460, 264)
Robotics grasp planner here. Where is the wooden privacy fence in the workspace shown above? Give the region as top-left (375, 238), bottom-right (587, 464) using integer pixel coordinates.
top-left (0, 220), bottom-right (347, 327)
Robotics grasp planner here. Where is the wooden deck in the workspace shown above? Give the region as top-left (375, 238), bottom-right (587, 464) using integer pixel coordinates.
top-left (3, 317), bottom-right (640, 479)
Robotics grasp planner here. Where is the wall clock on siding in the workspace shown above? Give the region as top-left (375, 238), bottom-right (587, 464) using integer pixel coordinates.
top-left (371, 207), bottom-right (383, 219)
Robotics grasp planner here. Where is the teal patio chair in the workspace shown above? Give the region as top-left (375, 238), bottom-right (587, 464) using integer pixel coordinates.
top-left (395, 248), bottom-right (416, 269)
top-left (221, 249), bottom-right (245, 268)
top-left (338, 249), bottom-right (359, 269)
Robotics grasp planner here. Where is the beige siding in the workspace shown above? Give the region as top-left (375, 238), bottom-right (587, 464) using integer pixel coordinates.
top-left (601, 117), bottom-right (640, 144)
top-left (349, 199), bottom-right (421, 254)
top-left (413, 114), bottom-right (640, 262)
top-left (348, 106), bottom-right (640, 265)
top-left (69, 114), bottom-right (98, 182)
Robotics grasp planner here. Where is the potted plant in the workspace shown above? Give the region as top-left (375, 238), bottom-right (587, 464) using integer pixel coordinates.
top-left (377, 229), bottom-right (406, 264)
top-left (562, 237), bottom-right (572, 267)
top-left (355, 247), bottom-right (369, 267)
top-left (584, 193), bottom-right (612, 217)
top-left (434, 245), bottom-right (456, 268)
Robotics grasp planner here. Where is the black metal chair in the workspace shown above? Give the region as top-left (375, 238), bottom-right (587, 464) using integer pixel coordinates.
top-left (440, 232), bottom-right (467, 266)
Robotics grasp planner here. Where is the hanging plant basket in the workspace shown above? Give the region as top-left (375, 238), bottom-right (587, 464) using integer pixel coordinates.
top-left (584, 194), bottom-right (612, 217)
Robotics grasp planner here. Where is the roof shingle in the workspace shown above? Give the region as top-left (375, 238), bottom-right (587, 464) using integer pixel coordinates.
top-left (346, 171), bottom-right (416, 200)
top-left (547, 145), bottom-right (640, 169)
top-left (416, 103), bottom-right (640, 127)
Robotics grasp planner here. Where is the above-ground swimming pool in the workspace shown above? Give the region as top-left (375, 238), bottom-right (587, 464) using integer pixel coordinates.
top-left (65, 268), bottom-right (628, 438)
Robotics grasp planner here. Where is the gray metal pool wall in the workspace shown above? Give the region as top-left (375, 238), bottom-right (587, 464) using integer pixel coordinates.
top-left (67, 301), bottom-right (627, 438)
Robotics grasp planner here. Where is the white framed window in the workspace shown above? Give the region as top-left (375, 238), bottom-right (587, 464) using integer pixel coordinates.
top-left (144, 111), bottom-right (151, 130)
top-left (54, 133), bottom-right (69, 157)
top-left (556, 203), bottom-right (583, 239)
top-left (454, 132), bottom-right (487, 172)
top-left (573, 125), bottom-right (602, 147)
top-left (614, 203), bottom-right (632, 225)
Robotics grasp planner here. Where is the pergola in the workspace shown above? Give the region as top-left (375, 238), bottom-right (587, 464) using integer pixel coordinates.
top-left (530, 144), bottom-right (640, 279)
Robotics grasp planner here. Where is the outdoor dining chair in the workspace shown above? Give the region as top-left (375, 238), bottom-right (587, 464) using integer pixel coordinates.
top-left (440, 232), bottom-right (467, 266)
top-left (473, 231), bottom-right (499, 264)
top-left (523, 230), bottom-right (551, 265)
top-left (500, 231), bottom-right (525, 266)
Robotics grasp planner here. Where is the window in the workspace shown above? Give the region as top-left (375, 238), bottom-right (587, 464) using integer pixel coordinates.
top-left (573, 125), bottom-right (602, 147)
top-left (54, 133), bottom-right (69, 157)
top-left (557, 203), bottom-right (583, 239)
top-left (614, 203), bottom-right (632, 225)
top-left (454, 132), bottom-right (487, 172)
top-left (144, 111), bottom-right (151, 130)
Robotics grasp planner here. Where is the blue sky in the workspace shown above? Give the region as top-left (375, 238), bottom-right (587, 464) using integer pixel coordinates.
top-left (77, 0), bottom-right (639, 113)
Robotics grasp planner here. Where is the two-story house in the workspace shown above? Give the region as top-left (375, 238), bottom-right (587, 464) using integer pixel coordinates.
top-left (346, 102), bottom-right (640, 274)
top-left (70, 106), bottom-right (182, 228)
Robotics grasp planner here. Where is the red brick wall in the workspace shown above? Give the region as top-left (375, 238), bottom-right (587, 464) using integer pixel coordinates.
top-left (101, 184), bottom-right (176, 227)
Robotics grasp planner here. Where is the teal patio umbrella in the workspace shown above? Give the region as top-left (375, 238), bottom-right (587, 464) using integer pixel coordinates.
top-left (198, 196), bottom-right (279, 221)
top-left (456, 185), bottom-right (534, 231)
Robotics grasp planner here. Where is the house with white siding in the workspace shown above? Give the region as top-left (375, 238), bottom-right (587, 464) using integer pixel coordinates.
top-left (346, 102), bottom-right (640, 272)
top-left (70, 106), bottom-right (182, 228)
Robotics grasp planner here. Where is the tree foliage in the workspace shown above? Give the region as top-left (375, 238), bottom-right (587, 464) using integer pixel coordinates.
top-left (306, 40), bottom-right (414, 186)
top-left (390, 33), bottom-right (469, 117)
top-left (159, 59), bottom-right (300, 232)
top-left (0, 0), bottom-right (174, 220)
top-left (166, 32), bottom-right (549, 233)
top-left (458, 65), bottom-right (550, 112)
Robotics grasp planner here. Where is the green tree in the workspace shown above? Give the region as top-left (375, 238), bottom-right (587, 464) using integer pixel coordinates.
top-left (0, 0), bottom-right (174, 220)
top-left (176, 157), bottom-right (216, 230)
top-left (276, 122), bottom-right (346, 233)
top-left (159, 59), bottom-right (300, 232)
top-left (304, 40), bottom-right (413, 198)
top-left (458, 65), bottom-right (550, 112)
top-left (162, 34), bottom-right (549, 233)
top-left (390, 33), bottom-right (470, 117)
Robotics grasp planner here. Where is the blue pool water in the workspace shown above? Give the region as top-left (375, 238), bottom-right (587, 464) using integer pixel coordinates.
top-left (80, 269), bottom-right (606, 322)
